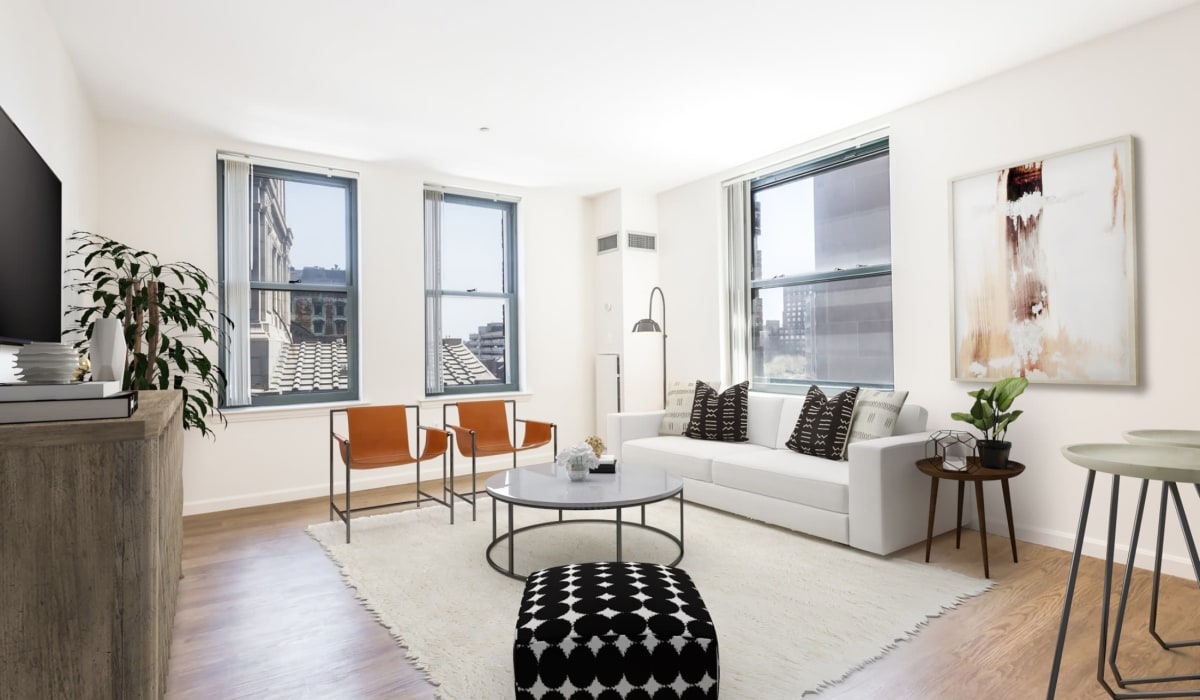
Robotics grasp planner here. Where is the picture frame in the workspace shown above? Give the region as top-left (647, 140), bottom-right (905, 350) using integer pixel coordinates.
top-left (949, 136), bottom-right (1137, 385)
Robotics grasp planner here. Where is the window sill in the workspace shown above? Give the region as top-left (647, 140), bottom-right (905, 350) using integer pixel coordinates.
top-left (219, 399), bottom-right (368, 423)
top-left (418, 391), bottom-right (533, 410)
top-left (218, 391), bottom-right (538, 423)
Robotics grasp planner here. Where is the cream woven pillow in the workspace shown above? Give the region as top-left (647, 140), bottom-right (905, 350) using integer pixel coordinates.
top-left (659, 380), bottom-right (699, 435)
top-left (842, 388), bottom-right (909, 457)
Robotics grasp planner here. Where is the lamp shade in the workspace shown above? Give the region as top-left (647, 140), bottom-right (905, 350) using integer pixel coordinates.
top-left (632, 318), bottom-right (662, 333)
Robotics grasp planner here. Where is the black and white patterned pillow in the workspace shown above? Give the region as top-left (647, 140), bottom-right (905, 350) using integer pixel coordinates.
top-left (684, 381), bottom-right (748, 442)
top-left (786, 385), bottom-right (860, 460)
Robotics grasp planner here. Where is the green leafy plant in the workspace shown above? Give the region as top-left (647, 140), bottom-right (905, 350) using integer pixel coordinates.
top-left (951, 376), bottom-right (1029, 443)
top-left (63, 231), bottom-right (231, 438)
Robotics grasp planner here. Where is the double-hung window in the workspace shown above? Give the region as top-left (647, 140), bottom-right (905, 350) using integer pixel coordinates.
top-left (744, 137), bottom-right (893, 392)
top-left (218, 157), bottom-right (358, 407)
top-left (423, 187), bottom-right (519, 396)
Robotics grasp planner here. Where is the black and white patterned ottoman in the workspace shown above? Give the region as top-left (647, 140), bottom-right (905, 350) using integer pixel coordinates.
top-left (513, 562), bottom-right (719, 699)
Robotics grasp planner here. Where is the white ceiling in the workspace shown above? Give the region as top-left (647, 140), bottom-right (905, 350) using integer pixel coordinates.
top-left (43, 0), bottom-right (1197, 195)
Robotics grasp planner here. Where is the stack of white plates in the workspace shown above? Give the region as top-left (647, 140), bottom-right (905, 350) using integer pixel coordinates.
top-left (13, 342), bottom-right (81, 384)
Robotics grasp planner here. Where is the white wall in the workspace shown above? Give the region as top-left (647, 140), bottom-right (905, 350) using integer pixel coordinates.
top-left (0, 0), bottom-right (99, 380)
top-left (657, 178), bottom-right (724, 384)
top-left (589, 188), bottom-right (665, 414)
top-left (96, 123), bottom-right (594, 514)
top-left (658, 4), bottom-right (1200, 577)
top-left (8, 0), bottom-right (1198, 567)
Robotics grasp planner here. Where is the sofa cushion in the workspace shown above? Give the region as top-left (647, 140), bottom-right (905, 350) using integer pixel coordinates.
top-left (776, 397), bottom-right (808, 450)
top-left (712, 450), bottom-right (850, 514)
top-left (746, 392), bottom-right (784, 448)
top-left (684, 381), bottom-right (748, 442)
top-left (785, 385), bottom-right (859, 460)
top-left (622, 436), bottom-right (770, 483)
top-left (844, 388), bottom-right (910, 456)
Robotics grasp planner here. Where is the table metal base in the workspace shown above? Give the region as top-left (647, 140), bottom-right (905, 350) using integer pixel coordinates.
top-left (485, 494), bottom-right (685, 581)
top-left (1048, 473), bottom-right (1200, 699)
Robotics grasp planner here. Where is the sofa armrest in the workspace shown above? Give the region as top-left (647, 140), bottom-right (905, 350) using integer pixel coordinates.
top-left (846, 431), bottom-right (954, 556)
top-left (606, 411), bottom-right (665, 460)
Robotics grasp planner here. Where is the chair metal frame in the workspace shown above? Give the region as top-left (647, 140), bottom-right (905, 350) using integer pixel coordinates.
top-left (329, 405), bottom-right (455, 543)
top-left (443, 398), bottom-right (556, 521)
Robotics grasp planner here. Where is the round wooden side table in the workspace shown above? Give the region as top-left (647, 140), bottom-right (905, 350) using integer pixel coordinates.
top-left (916, 456), bottom-right (1025, 579)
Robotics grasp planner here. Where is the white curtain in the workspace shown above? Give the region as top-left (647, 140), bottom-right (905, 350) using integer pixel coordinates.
top-left (424, 189), bottom-right (444, 395)
top-left (724, 180), bottom-right (751, 385)
top-left (222, 159), bottom-right (252, 406)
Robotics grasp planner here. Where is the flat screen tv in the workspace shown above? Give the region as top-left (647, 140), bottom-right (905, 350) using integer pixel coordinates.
top-left (0, 104), bottom-right (63, 345)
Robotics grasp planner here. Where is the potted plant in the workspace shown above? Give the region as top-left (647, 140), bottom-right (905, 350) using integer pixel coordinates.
top-left (951, 376), bottom-right (1028, 469)
top-left (63, 231), bottom-right (231, 438)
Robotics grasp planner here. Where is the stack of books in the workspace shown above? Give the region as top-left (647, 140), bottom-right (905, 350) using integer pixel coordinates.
top-left (0, 381), bottom-right (139, 425)
top-left (590, 454), bottom-right (618, 474)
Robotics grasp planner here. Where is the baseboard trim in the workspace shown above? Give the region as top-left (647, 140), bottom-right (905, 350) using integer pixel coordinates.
top-left (183, 451), bottom-right (551, 516)
top-left (993, 518), bottom-right (1197, 580)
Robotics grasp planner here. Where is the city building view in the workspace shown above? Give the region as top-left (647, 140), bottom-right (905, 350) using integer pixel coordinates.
top-left (249, 173), bottom-right (506, 395)
top-left (751, 153), bottom-right (894, 387)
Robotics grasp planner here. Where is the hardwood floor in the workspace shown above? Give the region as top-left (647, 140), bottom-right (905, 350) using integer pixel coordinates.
top-left (166, 477), bottom-right (1200, 699)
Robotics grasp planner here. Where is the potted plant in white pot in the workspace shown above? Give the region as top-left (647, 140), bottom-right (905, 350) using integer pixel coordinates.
top-left (951, 376), bottom-right (1028, 469)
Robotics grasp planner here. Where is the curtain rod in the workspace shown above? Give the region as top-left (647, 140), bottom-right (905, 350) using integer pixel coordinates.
top-left (424, 183), bottom-right (521, 203)
top-left (217, 151), bottom-right (359, 179)
top-left (720, 124), bottom-right (890, 187)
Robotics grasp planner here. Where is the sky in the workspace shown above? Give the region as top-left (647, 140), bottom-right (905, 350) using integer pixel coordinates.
top-left (281, 180), bottom-right (508, 342)
top-left (754, 178), bottom-right (815, 324)
top-left (440, 201), bottom-right (507, 340)
top-left (284, 180), bottom-right (347, 270)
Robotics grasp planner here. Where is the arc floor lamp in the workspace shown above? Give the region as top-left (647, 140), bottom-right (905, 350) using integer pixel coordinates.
top-left (631, 286), bottom-right (667, 408)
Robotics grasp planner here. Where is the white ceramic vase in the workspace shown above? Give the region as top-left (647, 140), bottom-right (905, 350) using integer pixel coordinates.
top-left (89, 317), bottom-right (128, 382)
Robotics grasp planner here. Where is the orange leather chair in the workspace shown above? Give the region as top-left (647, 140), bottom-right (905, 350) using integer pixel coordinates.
top-left (443, 399), bottom-right (556, 520)
top-left (330, 405), bottom-right (455, 542)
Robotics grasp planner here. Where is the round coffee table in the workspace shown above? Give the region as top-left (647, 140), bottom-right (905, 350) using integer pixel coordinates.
top-left (484, 462), bottom-right (684, 580)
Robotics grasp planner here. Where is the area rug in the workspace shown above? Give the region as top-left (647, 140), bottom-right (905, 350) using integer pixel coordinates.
top-left (307, 498), bottom-right (992, 699)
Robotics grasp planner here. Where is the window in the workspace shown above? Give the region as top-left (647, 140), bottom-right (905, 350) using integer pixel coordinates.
top-left (424, 187), bottom-right (519, 396)
top-left (218, 158), bottom-right (358, 406)
top-left (745, 138), bottom-right (892, 392)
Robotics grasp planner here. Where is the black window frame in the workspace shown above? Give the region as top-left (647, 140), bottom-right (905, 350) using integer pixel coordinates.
top-left (425, 191), bottom-right (520, 397)
top-left (217, 163), bottom-right (360, 407)
top-left (748, 137), bottom-right (894, 394)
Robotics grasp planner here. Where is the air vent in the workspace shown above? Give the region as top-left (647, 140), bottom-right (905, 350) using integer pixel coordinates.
top-left (627, 232), bottom-right (656, 251)
top-left (596, 233), bottom-right (619, 254)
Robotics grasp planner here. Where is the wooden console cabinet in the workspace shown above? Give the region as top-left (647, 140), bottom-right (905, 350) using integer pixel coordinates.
top-left (0, 390), bottom-right (184, 699)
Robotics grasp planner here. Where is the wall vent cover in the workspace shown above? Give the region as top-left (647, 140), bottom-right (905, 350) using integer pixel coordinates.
top-left (596, 233), bottom-right (619, 254)
top-left (627, 232), bottom-right (657, 251)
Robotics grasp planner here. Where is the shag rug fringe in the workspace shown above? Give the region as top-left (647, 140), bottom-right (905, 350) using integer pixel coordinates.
top-left (307, 497), bottom-right (993, 699)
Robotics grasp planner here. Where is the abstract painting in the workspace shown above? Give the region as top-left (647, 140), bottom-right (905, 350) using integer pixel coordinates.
top-left (950, 136), bottom-right (1136, 384)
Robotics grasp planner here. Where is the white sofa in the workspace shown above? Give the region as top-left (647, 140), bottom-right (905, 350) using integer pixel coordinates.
top-left (608, 391), bottom-right (958, 556)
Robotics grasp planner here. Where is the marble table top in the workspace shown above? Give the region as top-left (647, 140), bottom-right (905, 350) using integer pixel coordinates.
top-left (1123, 429), bottom-right (1200, 449)
top-left (485, 462), bottom-right (682, 510)
top-left (1062, 443), bottom-right (1200, 483)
